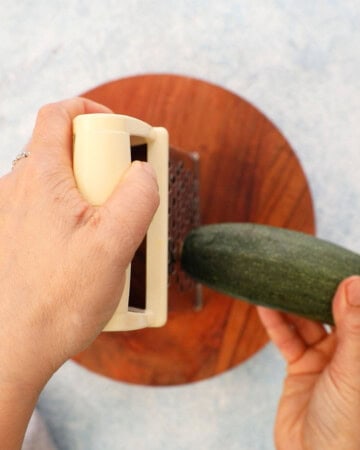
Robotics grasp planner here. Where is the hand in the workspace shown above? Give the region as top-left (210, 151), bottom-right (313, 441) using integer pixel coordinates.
top-left (0, 98), bottom-right (159, 449)
top-left (258, 276), bottom-right (360, 450)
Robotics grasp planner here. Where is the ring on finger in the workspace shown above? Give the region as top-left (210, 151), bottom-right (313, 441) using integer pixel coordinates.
top-left (12, 151), bottom-right (31, 170)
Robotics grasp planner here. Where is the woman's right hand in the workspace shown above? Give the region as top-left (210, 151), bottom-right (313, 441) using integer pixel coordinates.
top-left (0, 97), bottom-right (160, 388)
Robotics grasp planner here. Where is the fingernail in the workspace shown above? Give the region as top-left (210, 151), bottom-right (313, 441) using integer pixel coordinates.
top-left (346, 276), bottom-right (360, 306)
top-left (132, 160), bottom-right (156, 178)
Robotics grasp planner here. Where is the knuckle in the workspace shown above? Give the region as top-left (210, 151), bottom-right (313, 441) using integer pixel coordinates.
top-left (328, 360), bottom-right (360, 403)
top-left (36, 101), bottom-right (70, 132)
top-left (346, 318), bottom-right (360, 338)
top-left (85, 208), bottom-right (103, 229)
top-left (37, 102), bottom-right (61, 121)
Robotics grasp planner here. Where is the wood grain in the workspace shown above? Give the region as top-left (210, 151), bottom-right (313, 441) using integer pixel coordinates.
top-left (72, 74), bottom-right (315, 385)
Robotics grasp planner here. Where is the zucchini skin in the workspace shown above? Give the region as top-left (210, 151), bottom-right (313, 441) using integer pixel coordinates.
top-left (181, 223), bottom-right (360, 325)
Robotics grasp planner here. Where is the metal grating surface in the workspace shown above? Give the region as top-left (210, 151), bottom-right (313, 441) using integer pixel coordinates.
top-left (168, 147), bottom-right (201, 293)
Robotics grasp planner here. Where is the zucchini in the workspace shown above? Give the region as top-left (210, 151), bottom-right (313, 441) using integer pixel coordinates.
top-left (181, 223), bottom-right (360, 325)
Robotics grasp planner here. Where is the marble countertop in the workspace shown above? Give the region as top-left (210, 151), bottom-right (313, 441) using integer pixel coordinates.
top-left (1, 1), bottom-right (360, 449)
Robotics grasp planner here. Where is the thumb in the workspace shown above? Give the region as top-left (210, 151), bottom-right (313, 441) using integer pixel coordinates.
top-left (331, 276), bottom-right (360, 385)
top-left (100, 160), bottom-right (160, 261)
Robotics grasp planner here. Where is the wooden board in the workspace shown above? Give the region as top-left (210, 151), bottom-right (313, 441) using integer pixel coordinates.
top-left (72, 74), bottom-right (315, 385)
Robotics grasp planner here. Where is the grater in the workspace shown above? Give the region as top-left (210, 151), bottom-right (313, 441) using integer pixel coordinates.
top-left (73, 113), bottom-right (200, 331)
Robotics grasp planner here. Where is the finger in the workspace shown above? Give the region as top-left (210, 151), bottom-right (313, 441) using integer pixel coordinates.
top-left (331, 276), bottom-right (360, 383)
top-left (257, 306), bottom-right (307, 363)
top-left (26, 97), bottom-right (112, 164)
top-left (101, 161), bottom-right (160, 261)
top-left (285, 313), bottom-right (328, 346)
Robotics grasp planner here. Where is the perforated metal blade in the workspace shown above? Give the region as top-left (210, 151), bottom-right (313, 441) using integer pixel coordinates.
top-left (168, 147), bottom-right (202, 310)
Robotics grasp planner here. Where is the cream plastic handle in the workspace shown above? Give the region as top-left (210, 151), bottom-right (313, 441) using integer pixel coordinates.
top-left (73, 113), bottom-right (168, 331)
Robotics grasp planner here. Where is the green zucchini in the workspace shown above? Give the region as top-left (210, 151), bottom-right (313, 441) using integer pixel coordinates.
top-left (181, 223), bottom-right (360, 325)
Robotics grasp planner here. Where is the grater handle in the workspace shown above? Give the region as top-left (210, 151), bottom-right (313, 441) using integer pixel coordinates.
top-left (146, 127), bottom-right (169, 327)
top-left (73, 114), bottom-right (168, 331)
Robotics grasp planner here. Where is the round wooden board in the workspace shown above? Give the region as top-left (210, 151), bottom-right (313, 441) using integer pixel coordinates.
top-left (72, 74), bottom-right (315, 386)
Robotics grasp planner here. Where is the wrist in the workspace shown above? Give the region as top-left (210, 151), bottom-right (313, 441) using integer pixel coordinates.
top-left (0, 329), bottom-right (55, 394)
top-left (0, 331), bottom-right (53, 449)
top-left (0, 376), bottom-right (44, 450)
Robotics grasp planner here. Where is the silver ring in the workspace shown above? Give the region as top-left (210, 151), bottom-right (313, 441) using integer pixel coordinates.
top-left (12, 151), bottom-right (30, 170)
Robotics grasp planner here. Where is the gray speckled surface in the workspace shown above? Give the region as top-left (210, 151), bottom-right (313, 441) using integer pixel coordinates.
top-left (1, 1), bottom-right (360, 449)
